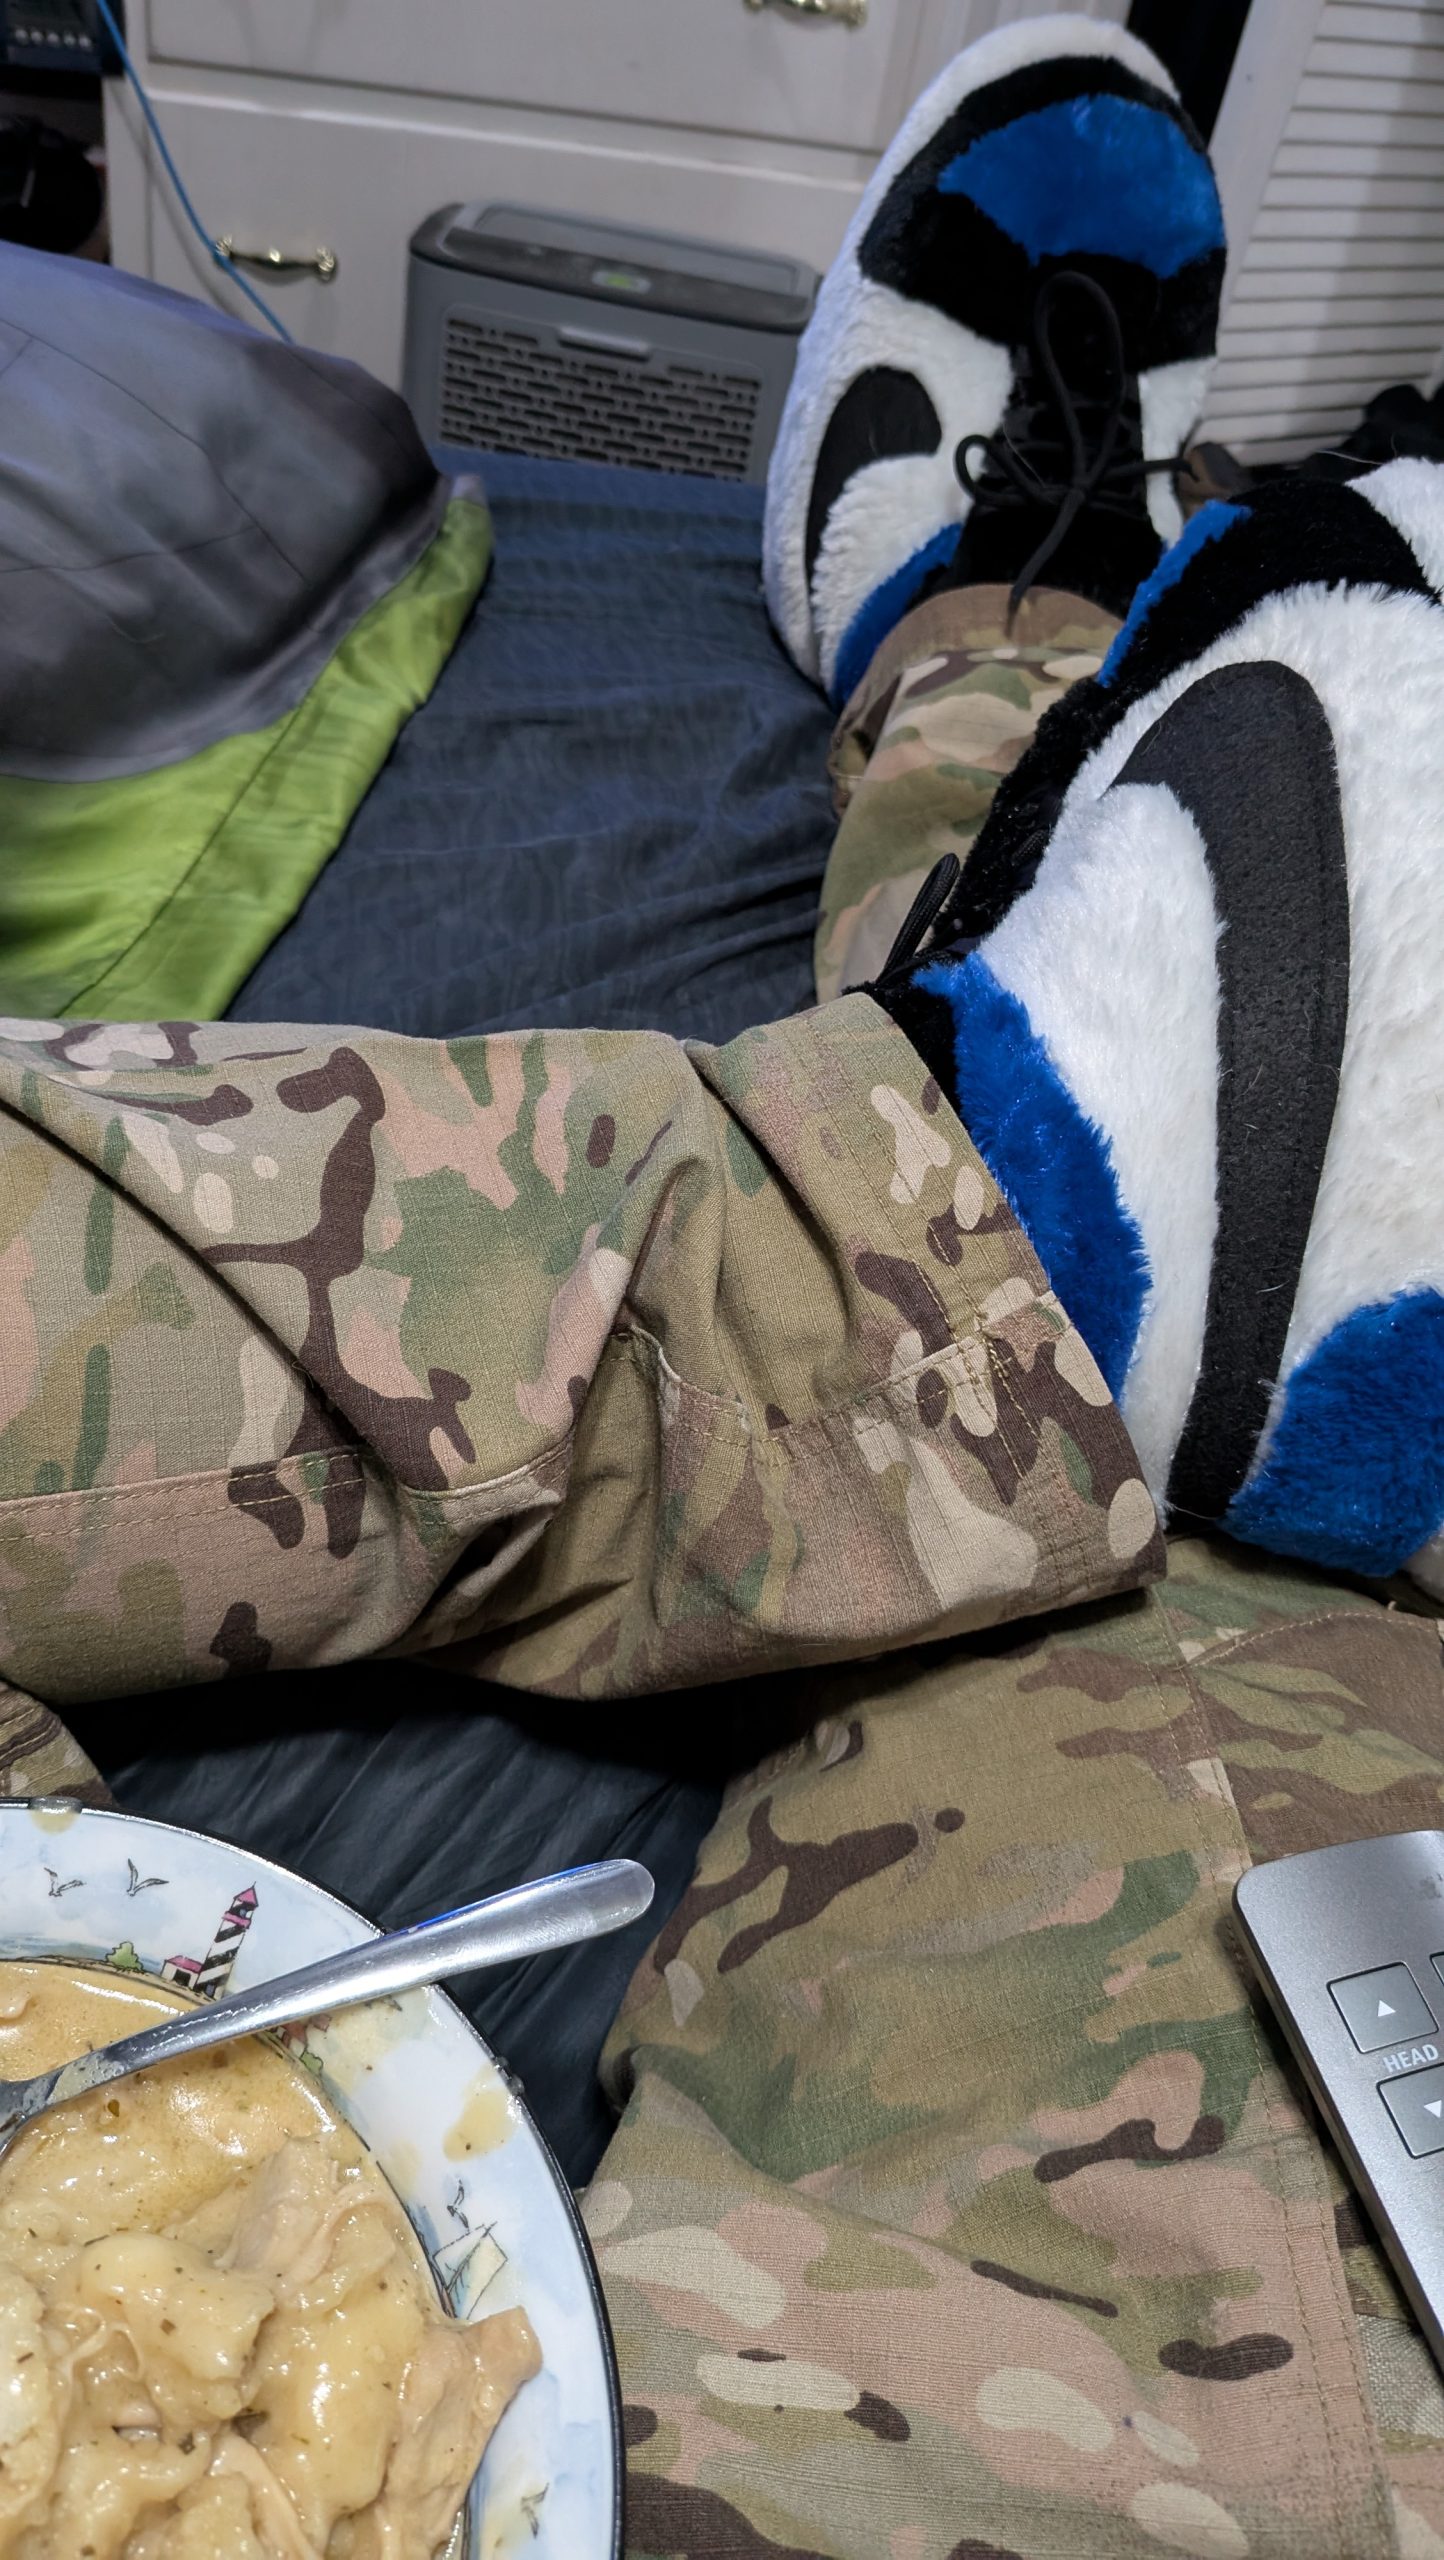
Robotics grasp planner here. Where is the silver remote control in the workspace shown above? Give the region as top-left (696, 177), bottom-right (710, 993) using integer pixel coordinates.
top-left (1235, 1831), bottom-right (1444, 2370)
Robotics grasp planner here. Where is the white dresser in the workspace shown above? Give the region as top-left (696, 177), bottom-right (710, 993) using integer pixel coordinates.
top-left (109, 0), bottom-right (1444, 465)
top-left (103, 0), bottom-right (1129, 389)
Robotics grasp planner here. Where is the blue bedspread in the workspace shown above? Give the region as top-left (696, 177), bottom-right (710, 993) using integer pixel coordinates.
top-left (233, 451), bottom-right (830, 1041)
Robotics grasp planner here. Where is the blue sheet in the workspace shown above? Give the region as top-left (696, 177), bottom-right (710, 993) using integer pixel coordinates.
top-left (233, 451), bottom-right (831, 1041)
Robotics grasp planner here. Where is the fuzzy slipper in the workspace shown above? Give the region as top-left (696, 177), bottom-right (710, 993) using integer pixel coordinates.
top-left (765, 13), bottom-right (1224, 700)
top-left (870, 463), bottom-right (1444, 1589)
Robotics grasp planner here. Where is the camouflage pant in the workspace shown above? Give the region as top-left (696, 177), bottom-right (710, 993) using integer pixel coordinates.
top-left (597, 592), bottom-right (1444, 2560)
top-left (1, 586), bottom-right (1437, 2553)
top-left (0, 586), bottom-right (1154, 1745)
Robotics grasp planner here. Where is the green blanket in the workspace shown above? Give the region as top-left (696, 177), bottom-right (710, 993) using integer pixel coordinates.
top-left (0, 246), bottom-right (492, 1024)
top-left (0, 499), bottom-right (489, 1022)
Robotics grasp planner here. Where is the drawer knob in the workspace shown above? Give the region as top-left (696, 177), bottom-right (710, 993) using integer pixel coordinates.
top-left (216, 238), bottom-right (339, 284)
top-left (744, 0), bottom-right (867, 23)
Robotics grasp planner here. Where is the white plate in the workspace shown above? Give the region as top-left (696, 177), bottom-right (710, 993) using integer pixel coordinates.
top-left (0, 1801), bottom-right (622, 2560)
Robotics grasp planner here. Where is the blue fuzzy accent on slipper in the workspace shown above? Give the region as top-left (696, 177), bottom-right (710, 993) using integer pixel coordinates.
top-left (1099, 501), bottom-right (1247, 686)
top-left (917, 951), bottom-right (1149, 1395)
top-left (1225, 1292), bottom-right (1444, 1576)
top-left (831, 524), bottom-right (961, 703)
top-left (938, 96), bottom-right (1223, 280)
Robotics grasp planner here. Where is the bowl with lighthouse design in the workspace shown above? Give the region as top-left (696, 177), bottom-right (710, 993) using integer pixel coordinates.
top-left (0, 1800), bottom-right (623, 2558)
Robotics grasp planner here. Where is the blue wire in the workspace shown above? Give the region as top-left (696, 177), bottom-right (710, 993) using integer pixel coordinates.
top-left (89, 0), bottom-right (293, 342)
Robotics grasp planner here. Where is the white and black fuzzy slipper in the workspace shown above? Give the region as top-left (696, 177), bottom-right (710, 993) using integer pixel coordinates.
top-left (765, 13), bottom-right (1224, 700)
top-left (880, 463), bottom-right (1444, 1590)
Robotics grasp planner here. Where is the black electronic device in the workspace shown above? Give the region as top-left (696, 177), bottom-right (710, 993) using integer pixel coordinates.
top-left (1235, 1831), bottom-right (1444, 2373)
top-left (0, 0), bottom-right (121, 76)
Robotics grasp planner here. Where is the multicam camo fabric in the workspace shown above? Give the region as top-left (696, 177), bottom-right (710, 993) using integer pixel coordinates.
top-left (579, 583), bottom-right (1444, 2558)
top-left (0, 567), bottom-right (1435, 2558)
top-left (0, 996), bottom-right (1158, 1713)
top-left (596, 1537), bottom-right (1444, 2559)
top-left (0, 1678), bottom-right (106, 1808)
top-left (817, 585), bottom-right (1120, 1002)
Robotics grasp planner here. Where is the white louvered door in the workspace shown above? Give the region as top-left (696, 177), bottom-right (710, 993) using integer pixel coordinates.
top-left (1206, 0), bottom-right (1444, 464)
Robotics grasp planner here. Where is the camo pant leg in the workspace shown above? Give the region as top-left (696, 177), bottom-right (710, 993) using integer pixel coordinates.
top-left (0, 579), bottom-right (1126, 1790)
top-left (596, 1540), bottom-right (1444, 2559)
top-left (816, 584), bottom-right (1120, 1001)
top-left (0, 1680), bottom-right (107, 1807)
top-left (588, 586), bottom-right (1439, 2556)
top-left (0, 1003), bottom-right (1160, 1728)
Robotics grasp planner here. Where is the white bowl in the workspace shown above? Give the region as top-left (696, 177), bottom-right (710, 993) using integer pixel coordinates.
top-left (0, 1800), bottom-right (622, 2560)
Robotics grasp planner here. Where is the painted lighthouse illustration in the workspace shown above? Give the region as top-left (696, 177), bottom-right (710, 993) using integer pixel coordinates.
top-left (161, 1884), bottom-right (259, 1998)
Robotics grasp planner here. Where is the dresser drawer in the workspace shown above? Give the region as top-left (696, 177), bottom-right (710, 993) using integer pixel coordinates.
top-left (110, 87), bottom-right (869, 386)
top-left (146, 0), bottom-right (929, 157)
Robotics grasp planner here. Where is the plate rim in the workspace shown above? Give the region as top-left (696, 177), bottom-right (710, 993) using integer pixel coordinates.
top-left (0, 1797), bottom-right (626, 2560)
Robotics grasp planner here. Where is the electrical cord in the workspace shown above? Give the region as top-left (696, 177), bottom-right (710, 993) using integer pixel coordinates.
top-left (89, 0), bottom-right (292, 341)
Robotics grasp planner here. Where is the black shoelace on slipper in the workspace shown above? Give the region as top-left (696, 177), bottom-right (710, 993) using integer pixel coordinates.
top-left (956, 268), bottom-right (1184, 614)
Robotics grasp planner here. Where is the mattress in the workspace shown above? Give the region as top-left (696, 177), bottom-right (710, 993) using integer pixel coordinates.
top-left (233, 450), bottom-right (830, 1043)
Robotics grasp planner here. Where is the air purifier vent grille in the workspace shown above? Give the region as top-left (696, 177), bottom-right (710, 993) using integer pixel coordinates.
top-left (439, 315), bottom-right (761, 478)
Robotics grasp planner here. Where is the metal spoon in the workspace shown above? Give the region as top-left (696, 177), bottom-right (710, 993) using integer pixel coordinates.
top-left (0, 1857), bottom-right (655, 2157)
